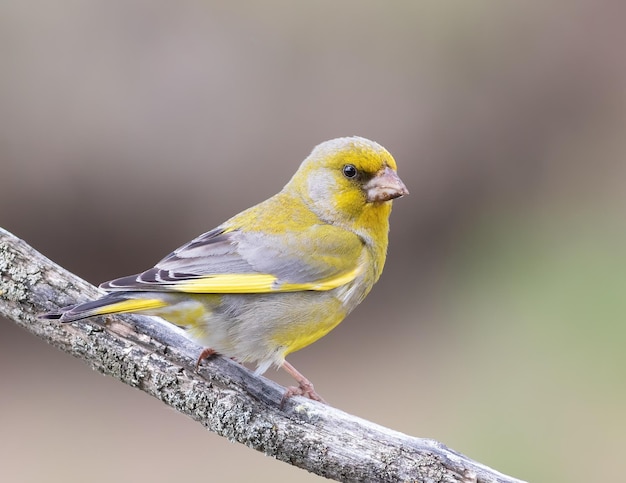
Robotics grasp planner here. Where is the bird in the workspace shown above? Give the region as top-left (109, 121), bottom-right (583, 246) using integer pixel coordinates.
top-left (43, 136), bottom-right (408, 404)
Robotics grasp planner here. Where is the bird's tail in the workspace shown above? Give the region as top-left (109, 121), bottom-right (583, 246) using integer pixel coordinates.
top-left (42, 294), bottom-right (168, 323)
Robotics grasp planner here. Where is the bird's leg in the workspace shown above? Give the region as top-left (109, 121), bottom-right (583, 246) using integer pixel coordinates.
top-left (281, 360), bottom-right (327, 405)
top-left (195, 347), bottom-right (217, 371)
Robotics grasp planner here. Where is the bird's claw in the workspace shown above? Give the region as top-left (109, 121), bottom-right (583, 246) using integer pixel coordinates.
top-left (195, 347), bottom-right (217, 371)
top-left (281, 381), bottom-right (327, 408)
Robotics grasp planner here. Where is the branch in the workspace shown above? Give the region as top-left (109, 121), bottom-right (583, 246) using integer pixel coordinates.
top-left (0, 227), bottom-right (525, 483)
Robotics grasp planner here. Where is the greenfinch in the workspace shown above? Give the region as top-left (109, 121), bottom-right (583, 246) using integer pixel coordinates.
top-left (44, 136), bottom-right (408, 403)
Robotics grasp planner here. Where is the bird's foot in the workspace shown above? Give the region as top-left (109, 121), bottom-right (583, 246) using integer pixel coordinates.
top-left (280, 360), bottom-right (327, 407)
top-left (282, 381), bottom-right (327, 406)
top-left (195, 347), bottom-right (217, 371)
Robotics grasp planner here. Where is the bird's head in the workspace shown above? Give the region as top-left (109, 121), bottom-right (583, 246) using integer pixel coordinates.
top-left (286, 136), bottom-right (408, 229)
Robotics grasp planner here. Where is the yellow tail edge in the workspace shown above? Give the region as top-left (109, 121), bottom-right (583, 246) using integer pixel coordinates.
top-left (92, 298), bottom-right (169, 316)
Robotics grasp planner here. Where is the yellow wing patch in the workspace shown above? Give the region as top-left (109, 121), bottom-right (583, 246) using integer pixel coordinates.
top-left (169, 266), bottom-right (362, 294)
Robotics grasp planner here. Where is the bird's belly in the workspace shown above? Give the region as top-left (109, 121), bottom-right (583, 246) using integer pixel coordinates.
top-left (151, 291), bottom-right (349, 372)
top-left (216, 291), bottom-right (347, 362)
top-left (270, 301), bottom-right (346, 355)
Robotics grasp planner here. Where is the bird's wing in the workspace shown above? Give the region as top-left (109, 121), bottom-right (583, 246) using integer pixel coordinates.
top-left (100, 225), bottom-right (365, 294)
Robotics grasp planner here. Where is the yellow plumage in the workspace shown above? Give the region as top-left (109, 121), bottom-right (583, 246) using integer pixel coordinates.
top-left (43, 136), bottom-right (408, 403)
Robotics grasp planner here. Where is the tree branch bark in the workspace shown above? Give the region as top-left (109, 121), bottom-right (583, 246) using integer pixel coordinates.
top-left (0, 227), bottom-right (525, 483)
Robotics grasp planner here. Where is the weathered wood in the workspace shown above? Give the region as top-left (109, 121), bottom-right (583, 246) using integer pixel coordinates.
top-left (0, 227), bottom-right (525, 483)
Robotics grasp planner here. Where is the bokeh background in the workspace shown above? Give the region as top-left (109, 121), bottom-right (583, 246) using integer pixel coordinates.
top-left (2, 1), bottom-right (625, 482)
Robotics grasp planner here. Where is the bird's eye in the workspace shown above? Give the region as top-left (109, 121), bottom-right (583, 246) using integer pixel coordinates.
top-left (342, 164), bottom-right (358, 179)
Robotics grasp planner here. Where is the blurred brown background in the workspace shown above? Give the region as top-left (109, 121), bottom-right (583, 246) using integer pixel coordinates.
top-left (2, 1), bottom-right (625, 482)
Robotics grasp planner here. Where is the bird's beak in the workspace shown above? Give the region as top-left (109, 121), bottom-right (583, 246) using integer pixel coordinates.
top-left (365, 166), bottom-right (409, 202)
